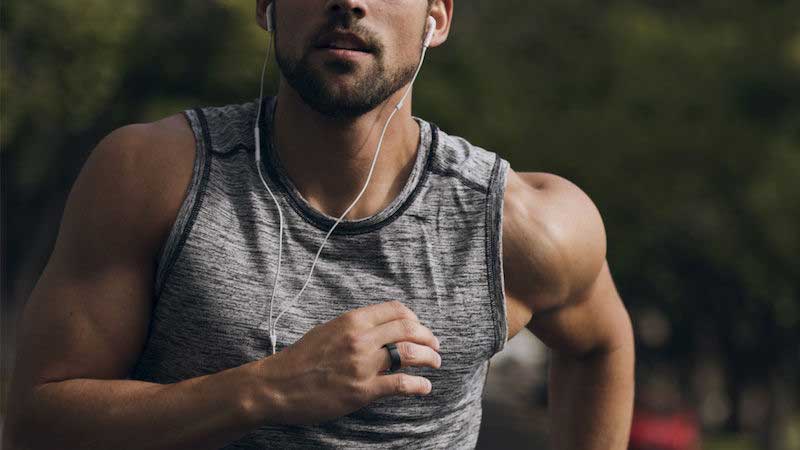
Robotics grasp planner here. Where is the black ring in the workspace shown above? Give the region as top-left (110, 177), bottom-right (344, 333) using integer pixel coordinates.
top-left (383, 343), bottom-right (402, 373)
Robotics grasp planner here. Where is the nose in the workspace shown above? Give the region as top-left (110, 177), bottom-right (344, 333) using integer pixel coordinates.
top-left (325, 0), bottom-right (367, 20)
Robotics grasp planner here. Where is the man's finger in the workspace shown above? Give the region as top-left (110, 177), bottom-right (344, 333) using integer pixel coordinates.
top-left (371, 373), bottom-right (433, 398)
top-left (344, 300), bottom-right (419, 327)
top-left (375, 341), bottom-right (442, 373)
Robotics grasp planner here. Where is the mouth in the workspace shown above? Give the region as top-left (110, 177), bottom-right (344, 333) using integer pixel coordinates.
top-left (314, 32), bottom-right (375, 55)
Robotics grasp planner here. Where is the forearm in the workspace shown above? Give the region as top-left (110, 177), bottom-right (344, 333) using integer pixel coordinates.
top-left (548, 340), bottom-right (635, 450)
top-left (5, 360), bottom-right (274, 450)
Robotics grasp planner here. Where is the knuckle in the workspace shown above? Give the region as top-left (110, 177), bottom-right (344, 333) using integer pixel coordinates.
top-left (389, 300), bottom-right (418, 321)
top-left (398, 342), bottom-right (416, 362)
top-left (388, 300), bottom-right (404, 311)
top-left (400, 319), bottom-right (419, 337)
top-left (340, 311), bottom-right (358, 327)
top-left (349, 379), bottom-right (369, 402)
top-left (395, 375), bottom-right (411, 394)
top-left (343, 331), bottom-right (363, 352)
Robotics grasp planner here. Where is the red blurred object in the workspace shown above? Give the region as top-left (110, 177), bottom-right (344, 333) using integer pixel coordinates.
top-left (629, 409), bottom-right (700, 450)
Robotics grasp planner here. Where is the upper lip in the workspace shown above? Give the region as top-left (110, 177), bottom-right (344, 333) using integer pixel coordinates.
top-left (315, 31), bottom-right (372, 52)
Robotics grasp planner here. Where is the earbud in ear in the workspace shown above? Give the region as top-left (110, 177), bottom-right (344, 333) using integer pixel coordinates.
top-left (423, 16), bottom-right (437, 47)
top-left (266, 2), bottom-right (275, 33)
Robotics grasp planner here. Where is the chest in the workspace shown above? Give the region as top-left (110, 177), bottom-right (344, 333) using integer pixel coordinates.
top-left (144, 204), bottom-right (502, 375)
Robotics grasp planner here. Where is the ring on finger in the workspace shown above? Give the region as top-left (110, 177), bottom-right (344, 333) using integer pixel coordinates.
top-left (383, 342), bottom-right (402, 373)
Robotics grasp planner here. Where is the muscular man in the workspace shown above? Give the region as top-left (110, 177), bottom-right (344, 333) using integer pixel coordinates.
top-left (4, 1), bottom-right (634, 448)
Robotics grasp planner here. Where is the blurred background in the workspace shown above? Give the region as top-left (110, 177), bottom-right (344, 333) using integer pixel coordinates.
top-left (1, 1), bottom-right (799, 448)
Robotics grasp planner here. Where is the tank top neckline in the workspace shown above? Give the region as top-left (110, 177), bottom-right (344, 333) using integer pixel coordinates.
top-left (256, 96), bottom-right (436, 235)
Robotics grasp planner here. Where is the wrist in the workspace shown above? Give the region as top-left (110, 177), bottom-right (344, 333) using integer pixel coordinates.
top-left (237, 359), bottom-right (286, 427)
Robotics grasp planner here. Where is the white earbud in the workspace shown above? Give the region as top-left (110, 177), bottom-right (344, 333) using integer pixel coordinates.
top-left (424, 16), bottom-right (437, 48)
top-left (266, 3), bottom-right (275, 33)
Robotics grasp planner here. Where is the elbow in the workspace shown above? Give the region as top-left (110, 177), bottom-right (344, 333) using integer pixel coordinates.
top-left (589, 298), bottom-right (635, 368)
top-left (591, 290), bottom-right (635, 361)
top-left (604, 285), bottom-right (635, 357)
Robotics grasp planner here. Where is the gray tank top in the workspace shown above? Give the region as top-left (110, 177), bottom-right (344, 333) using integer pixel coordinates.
top-left (130, 97), bottom-right (511, 449)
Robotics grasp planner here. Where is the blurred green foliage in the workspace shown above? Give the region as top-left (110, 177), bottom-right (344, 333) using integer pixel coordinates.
top-left (2, 0), bottom-right (799, 435)
top-left (705, 433), bottom-right (760, 450)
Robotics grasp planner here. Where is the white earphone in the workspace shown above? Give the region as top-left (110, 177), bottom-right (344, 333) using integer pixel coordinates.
top-left (424, 16), bottom-right (436, 47)
top-left (255, 3), bottom-right (437, 355)
top-left (265, 2), bottom-right (275, 33)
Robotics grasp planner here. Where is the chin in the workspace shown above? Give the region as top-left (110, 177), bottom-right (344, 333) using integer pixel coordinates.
top-left (321, 59), bottom-right (360, 75)
top-left (279, 56), bottom-right (395, 119)
top-left (305, 91), bottom-right (381, 119)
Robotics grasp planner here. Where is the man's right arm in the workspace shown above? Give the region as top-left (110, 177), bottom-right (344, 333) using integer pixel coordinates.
top-left (2, 116), bottom-right (278, 450)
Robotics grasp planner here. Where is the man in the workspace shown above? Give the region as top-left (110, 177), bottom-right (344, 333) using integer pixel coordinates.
top-left (4, 0), bottom-right (634, 448)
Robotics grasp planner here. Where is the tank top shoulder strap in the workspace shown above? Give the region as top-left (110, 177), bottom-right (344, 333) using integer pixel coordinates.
top-left (154, 100), bottom-right (263, 298)
top-left (152, 107), bottom-right (208, 298)
top-left (196, 100), bottom-right (260, 156)
top-left (486, 152), bottom-right (511, 355)
top-left (431, 128), bottom-right (512, 355)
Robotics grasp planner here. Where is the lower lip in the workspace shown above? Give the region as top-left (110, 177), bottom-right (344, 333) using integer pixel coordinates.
top-left (316, 47), bottom-right (372, 60)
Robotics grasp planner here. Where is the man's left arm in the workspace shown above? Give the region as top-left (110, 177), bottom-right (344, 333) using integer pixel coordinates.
top-left (504, 171), bottom-right (634, 449)
top-left (529, 260), bottom-right (634, 450)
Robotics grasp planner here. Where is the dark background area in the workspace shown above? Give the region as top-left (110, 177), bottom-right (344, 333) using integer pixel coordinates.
top-left (2, 1), bottom-right (799, 448)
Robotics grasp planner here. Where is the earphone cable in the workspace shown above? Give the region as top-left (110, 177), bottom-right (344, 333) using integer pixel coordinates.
top-left (254, 21), bottom-right (434, 355)
top-left (271, 43), bottom-right (431, 340)
top-left (252, 31), bottom-right (285, 354)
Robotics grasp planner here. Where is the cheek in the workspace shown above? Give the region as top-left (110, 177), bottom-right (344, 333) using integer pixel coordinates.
top-left (398, 17), bottom-right (428, 53)
top-left (276, 28), bottom-right (312, 63)
top-left (393, 31), bottom-right (424, 66)
top-left (381, 19), bottom-right (426, 62)
top-left (278, 4), bottom-right (319, 53)
top-left (379, 1), bottom-right (428, 45)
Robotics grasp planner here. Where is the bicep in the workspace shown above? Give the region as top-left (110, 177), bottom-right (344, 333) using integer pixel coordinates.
top-left (10, 124), bottom-right (178, 392)
top-left (525, 260), bottom-right (632, 356)
top-left (17, 254), bottom-right (154, 387)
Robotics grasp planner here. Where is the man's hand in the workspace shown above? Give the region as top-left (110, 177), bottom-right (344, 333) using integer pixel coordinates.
top-left (252, 300), bottom-right (442, 426)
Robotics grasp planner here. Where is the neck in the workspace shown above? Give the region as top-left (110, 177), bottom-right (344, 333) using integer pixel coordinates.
top-left (271, 81), bottom-right (421, 220)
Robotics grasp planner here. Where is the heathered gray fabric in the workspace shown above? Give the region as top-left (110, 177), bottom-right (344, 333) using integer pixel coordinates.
top-left (130, 97), bottom-right (511, 449)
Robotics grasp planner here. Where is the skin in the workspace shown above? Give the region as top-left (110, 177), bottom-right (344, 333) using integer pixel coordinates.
top-left (3, 1), bottom-right (634, 449)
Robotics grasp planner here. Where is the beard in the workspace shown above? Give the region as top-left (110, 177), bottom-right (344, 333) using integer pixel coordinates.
top-left (275, 28), bottom-right (419, 119)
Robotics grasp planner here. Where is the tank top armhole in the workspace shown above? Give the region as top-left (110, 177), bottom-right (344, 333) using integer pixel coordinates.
top-left (486, 154), bottom-right (510, 357)
top-left (153, 108), bottom-right (212, 300)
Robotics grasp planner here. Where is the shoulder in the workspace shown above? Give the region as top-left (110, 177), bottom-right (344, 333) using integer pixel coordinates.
top-left (426, 124), bottom-right (505, 194)
top-left (88, 113), bottom-right (196, 209)
top-left (501, 168), bottom-right (607, 312)
top-left (91, 113), bottom-right (195, 173)
top-left (100, 112), bottom-right (196, 158)
top-left (64, 112), bottom-right (197, 263)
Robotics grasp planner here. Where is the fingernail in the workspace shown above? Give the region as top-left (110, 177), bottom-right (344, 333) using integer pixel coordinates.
top-left (435, 338), bottom-right (440, 351)
top-left (436, 353), bottom-right (442, 368)
top-left (426, 379), bottom-right (433, 392)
